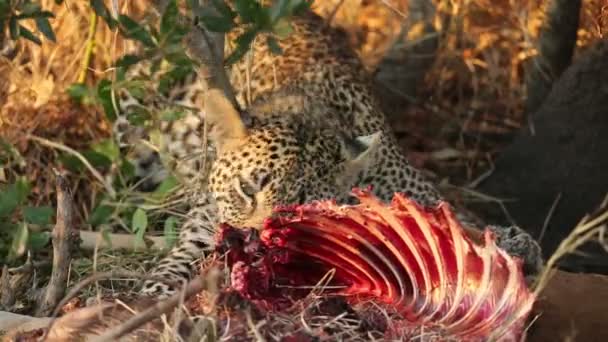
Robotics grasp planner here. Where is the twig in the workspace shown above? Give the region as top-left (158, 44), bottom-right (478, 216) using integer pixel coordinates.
top-left (77, 12), bottom-right (98, 83)
top-left (25, 134), bottom-right (116, 198)
top-left (89, 275), bottom-right (208, 342)
top-left (246, 309), bottom-right (267, 342)
top-left (533, 193), bottom-right (608, 294)
top-left (0, 265), bottom-right (13, 309)
top-left (35, 172), bottom-right (77, 317)
top-left (50, 271), bottom-right (180, 319)
top-left (538, 192), bottom-right (561, 243)
top-left (39, 271), bottom-right (182, 341)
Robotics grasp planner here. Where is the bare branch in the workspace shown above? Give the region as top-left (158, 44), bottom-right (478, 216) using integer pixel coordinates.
top-left (149, 0), bottom-right (248, 124)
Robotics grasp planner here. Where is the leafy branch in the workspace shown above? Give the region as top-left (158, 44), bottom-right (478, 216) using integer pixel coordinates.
top-left (0, 0), bottom-right (57, 46)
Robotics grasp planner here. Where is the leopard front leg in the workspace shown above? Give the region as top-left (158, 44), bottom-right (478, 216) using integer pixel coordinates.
top-left (488, 225), bottom-right (544, 280)
top-left (453, 208), bottom-right (543, 280)
top-left (141, 195), bottom-right (218, 298)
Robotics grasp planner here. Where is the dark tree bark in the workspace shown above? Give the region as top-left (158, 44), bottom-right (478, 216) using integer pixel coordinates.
top-left (472, 39), bottom-right (608, 274)
top-left (525, 0), bottom-right (582, 114)
top-left (373, 0), bottom-right (438, 116)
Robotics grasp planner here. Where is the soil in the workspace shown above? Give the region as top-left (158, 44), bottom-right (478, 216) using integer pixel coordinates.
top-left (529, 270), bottom-right (608, 342)
top-left (471, 39), bottom-right (608, 274)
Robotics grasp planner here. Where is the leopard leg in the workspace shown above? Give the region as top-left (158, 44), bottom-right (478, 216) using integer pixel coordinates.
top-left (488, 225), bottom-right (544, 279)
top-left (453, 206), bottom-right (543, 279)
top-left (140, 195), bottom-right (218, 298)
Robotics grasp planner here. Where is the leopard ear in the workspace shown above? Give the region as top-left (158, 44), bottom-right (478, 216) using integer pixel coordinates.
top-left (204, 88), bottom-right (249, 152)
top-left (336, 131), bottom-right (382, 188)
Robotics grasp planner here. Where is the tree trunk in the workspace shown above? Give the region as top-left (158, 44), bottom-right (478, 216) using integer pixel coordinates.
top-left (373, 0), bottom-right (438, 117)
top-left (525, 0), bottom-right (582, 114)
top-left (472, 39), bottom-right (608, 274)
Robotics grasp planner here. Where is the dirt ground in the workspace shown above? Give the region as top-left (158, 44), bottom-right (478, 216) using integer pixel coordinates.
top-left (530, 270), bottom-right (608, 342)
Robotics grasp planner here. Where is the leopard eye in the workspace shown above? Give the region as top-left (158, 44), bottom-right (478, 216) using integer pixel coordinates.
top-left (259, 172), bottom-right (271, 189)
top-left (239, 178), bottom-right (257, 198)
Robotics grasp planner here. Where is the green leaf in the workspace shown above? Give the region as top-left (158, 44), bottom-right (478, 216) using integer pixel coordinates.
top-left (0, 1), bottom-right (10, 16)
top-left (115, 54), bottom-right (142, 69)
top-left (97, 79), bottom-right (116, 121)
top-left (90, 0), bottom-right (117, 28)
top-left (0, 189), bottom-right (19, 219)
top-left (20, 2), bottom-right (42, 17)
top-left (211, 0), bottom-right (237, 20)
top-left (193, 0), bottom-right (236, 30)
top-left (195, 0), bottom-right (237, 33)
top-left (23, 206), bottom-right (54, 225)
top-left (225, 28), bottom-right (258, 65)
top-left (120, 159), bottom-right (136, 182)
top-left (153, 176), bottom-right (178, 196)
top-left (270, 0), bottom-right (310, 22)
top-left (91, 139), bottom-right (120, 162)
top-left (9, 223), bottom-right (29, 261)
top-left (198, 14), bottom-right (234, 32)
top-left (67, 83), bottom-right (88, 100)
top-left (118, 15), bottom-right (155, 48)
top-left (272, 18), bottom-right (293, 39)
top-left (35, 17), bottom-right (56, 42)
top-left (9, 17), bottom-right (19, 40)
top-left (159, 110), bottom-right (185, 122)
top-left (100, 226), bottom-right (112, 248)
top-left (163, 216), bottom-right (179, 248)
top-left (126, 109), bottom-right (151, 126)
top-left (163, 52), bottom-right (193, 68)
top-left (234, 0), bottom-right (264, 24)
top-left (266, 36), bottom-right (282, 55)
top-left (132, 208), bottom-right (148, 232)
top-left (0, 179), bottom-right (31, 218)
top-left (15, 179), bottom-right (32, 203)
top-left (18, 25), bottom-right (42, 45)
top-left (67, 83), bottom-right (92, 103)
top-left (89, 204), bottom-right (113, 226)
top-left (122, 80), bottom-right (147, 101)
top-left (81, 150), bottom-right (112, 168)
top-left (160, 0), bottom-right (179, 36)
top-left (58, 154), bottom-right (85, 172)
top-left (132, 208), bottom-right (148, 248)
top-left (269, 0), bottom-right (290, 22)
top-left (29, 231), bottom-right (50, 251)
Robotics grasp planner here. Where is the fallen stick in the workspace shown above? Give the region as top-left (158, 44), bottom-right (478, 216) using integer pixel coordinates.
top-left (78, 230), bottom-right (167, 251)
top-left (35, 172), bottom-right (78, 317)
top-left (89, 273), bottom-right (209, 342)
top-left (0, 311), bottom-right (52, 332)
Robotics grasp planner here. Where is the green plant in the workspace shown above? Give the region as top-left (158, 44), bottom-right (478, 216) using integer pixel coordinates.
top-left (0, 0), bottom-right (57, 45)
top-left (2, 1), bottom-right (314, 254)
top-left (0, 177), bottom-right (53, 264)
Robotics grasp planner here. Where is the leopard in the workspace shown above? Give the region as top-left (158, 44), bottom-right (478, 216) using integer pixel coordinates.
top-left (113, 9), bottom-right (543, 298)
